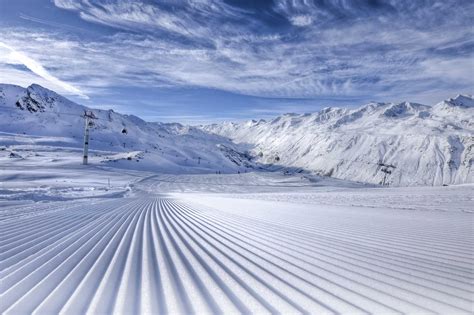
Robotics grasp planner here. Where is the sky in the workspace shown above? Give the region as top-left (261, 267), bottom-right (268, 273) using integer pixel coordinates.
top-left (0, 0), bottom-right (472, 123)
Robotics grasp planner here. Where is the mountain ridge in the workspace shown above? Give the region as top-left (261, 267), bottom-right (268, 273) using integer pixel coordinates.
top-left (1, 83), bottom-right (472, 186)
top-left (201, 95), bottom-right (473, 186)
top-left (0, 83), bottom-right (255, 174)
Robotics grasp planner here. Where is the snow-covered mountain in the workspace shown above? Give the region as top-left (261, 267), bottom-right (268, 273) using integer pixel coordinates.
top-left (1, 83), bottom-right (472, 186)
top-left (202, 96), bottom-right (474, 186)
top-left (0, 83), bottom-right (253, 173)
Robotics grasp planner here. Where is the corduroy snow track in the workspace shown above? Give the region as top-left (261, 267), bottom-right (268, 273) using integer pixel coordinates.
top-left (0, 194), bottom-right (473, 314)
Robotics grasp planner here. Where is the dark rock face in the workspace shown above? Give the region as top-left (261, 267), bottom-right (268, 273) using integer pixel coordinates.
top-left (15, 85), bottom-right (57, 113)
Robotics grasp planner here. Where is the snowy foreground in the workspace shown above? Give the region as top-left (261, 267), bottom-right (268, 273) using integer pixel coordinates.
top-left (1, 163), bottom-right (473, 314)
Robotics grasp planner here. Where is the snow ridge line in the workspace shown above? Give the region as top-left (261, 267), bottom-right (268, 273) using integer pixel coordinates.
top-left (171, 200), bottom-right (472, 313)
top-left (0, 196), bottom-right (472, 314)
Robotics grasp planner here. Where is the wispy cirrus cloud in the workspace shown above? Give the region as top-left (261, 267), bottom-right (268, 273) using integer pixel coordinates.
top-left (52, 0), bottom-right (474, 98)
top-left (0, 42), bottom-right (88, 98)
top-left (0, 0), bottom-right (472, 119)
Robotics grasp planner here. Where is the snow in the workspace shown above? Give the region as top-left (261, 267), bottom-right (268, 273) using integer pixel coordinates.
top-left (202, 96), bottom-right (473, 186)
top-left (0, 84), bottom-right (257, 175)
top-left (1, 83), bottom-right (473, 313)
top-left (2, 83), bottom-right (473, 186)
top-left (1, 168), bottom-right (473, 314)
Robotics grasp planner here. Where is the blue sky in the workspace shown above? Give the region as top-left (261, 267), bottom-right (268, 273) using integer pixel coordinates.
top-left (0, 0), bottom-right (472, 123)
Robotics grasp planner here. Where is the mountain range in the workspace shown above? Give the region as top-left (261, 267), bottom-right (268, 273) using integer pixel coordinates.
top-left (1, 83), bottom-right (472, 186)
top-left (203, 95), bottom-right (473, 186)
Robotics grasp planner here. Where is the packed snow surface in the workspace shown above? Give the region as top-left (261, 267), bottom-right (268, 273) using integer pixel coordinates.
top-left (1, 164), bottom-right (473, 314)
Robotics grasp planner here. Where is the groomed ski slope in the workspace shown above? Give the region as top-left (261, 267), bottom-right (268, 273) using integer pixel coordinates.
top-left (1, 193), bottom-right (473, 314)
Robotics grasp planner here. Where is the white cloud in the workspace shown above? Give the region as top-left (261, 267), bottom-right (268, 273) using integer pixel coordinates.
top-left (52, 0), bottom-right (81, 10)
top-left (0, 0), bottom-right (471, 103)
top-left (0, 42), bottom-right (88, 99)
top-left (289, 15), bottom-right (313, 27)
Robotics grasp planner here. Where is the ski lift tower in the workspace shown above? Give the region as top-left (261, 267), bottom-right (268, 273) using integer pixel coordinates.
top-left (378, 162), bottom-right (396, 186)
top-left (82, 110), bottom-right (97, 165)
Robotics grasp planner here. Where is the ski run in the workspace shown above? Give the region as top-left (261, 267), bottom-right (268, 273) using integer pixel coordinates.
top-left (1, 182), bottom-right (473, 314)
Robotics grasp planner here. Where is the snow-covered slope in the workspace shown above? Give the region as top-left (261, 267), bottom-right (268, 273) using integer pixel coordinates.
top-left (0, 84), bottom-right (253, 173)
top-left (2, 83), bottom-right (472, 186)
top-left (202, 96), bottom-right (474, 186)
top-left (2, 189), bottom-right (472, 314)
